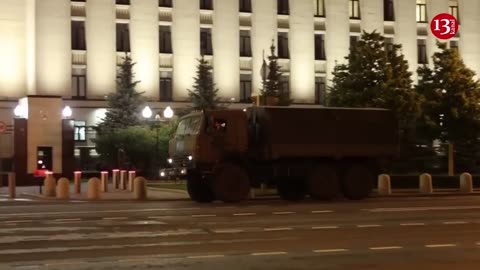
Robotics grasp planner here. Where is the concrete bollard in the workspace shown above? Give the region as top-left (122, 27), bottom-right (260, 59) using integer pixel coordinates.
top-left (419, 173), bottom-right (433, 194)
top-left (74, 171), bottom-right (82, 194)
top-left (134, 177), bottom-right (148, 200)
top-left (43, 172), bottom-right (56, 197)
top-left (120, 170), bottom-right (127, 190)
top-left (377, 174), bottom-right (392, 195)
top-left (112, 169), bottom-right (120, 189)
top-left (87, 177), bottom-right (101, 200)
top-left (56, 178), bottom-right (70, 199)
top-left (460, 173), bottom-right (473, 193)
top-left (128, 171), bottom-right (136, 191)
top-left (101, 171), bottom-right (109, 192)
top-left (8, 172), bottom-right (15, 199)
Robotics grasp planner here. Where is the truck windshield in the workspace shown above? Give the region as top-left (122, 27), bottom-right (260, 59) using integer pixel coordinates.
top-left (176, 116), bottom-right (203, 136)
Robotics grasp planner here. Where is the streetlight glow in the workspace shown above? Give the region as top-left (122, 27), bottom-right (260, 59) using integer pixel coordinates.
top-left (14, 104), bottom-right (24, 118)
top-left (163, 106), bottom-right (174, 119)
top-left (62, 106), bottom-right (72, 118)
top-left (142, 106), bottom-right (153, 119)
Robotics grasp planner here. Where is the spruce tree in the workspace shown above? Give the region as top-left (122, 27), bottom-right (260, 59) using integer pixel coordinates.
top-left (188, 55), bottom-right (221, 110)
top-left (260, 42), bottom-right (292, 106)
top-left (98, 53), bottom-right (144, 131)
top-left (328, 31), bottom-right (421, 135)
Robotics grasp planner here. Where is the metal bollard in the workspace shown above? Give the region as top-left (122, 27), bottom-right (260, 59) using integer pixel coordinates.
top-left (74, 171), bottom-right (82, 194)
top-left (419, 173), bottom-right (433, 194)
top-left (134, 177), bottom-right (148, 200)
top-left (460, 173), bottom-right (473, 193)
top-left (112, 169), bottom-right (120, 189)
top-left (101, 171), bottom-right (109, 192)
top-left (128, 171), bottom-right (136, 191)
top-left (43, 172), bottom-right (56, 197)
top-left (87, 177), bottom-right (101, 200)
top-left (8, 172), bottom-right (15, 199)
top-left (56, 178), bottom-right (70, 199)
top-left (120, 170), bottom-right (127, 190)
top-left (377, 174), bottom-right (392, 195)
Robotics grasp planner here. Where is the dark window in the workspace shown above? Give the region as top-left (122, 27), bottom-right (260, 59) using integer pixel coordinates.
top-left (278, 0), bottom-right (289, 15)
top-left (416, 0), bottom-right (427, 22)
top-left (349, 0), bottom-right (360, 19)
top-left (239, 0), bottom-right (252, 12)
top-left (160, 72), bottom-right (173, 102)
top-left (74, 121), bottom-right (87, 142)
top-left (71, 21), bottom-right (86, 50)
top-left (384, 0), bottom-right (395, 21)
top-left (72, 0), bottom-right (86, 2)
top-left (240, 74), bottom-right (252, 103)
top-left (418, 39), bottom-right (427, 64)
top-left (116, 0), bottom-right (130, 5)
top-left (384, 37), bottom-right (394, 52)
top-left (159, 0), bottom-right (172, 7)
top-left (314, 34), bottom-right (326, 60)
top-left (159, 26), bottom-right (172, 53)
top-left (240, 30), bottom-right (252, 57)
top-left (450, 40), bottom-right (459, 50)
top-left (200, 28), bottom-right (213, 55)
top-left (315, 77), bottom-right (326, 105)
top-left (314, 0), bottom-right (325, 17)
top-left (200, 0), bottom-right (213, 10)
top-left (280, 76), bottom-right (290, 97)
top-left (278, 33), bottom-right (289, 59)
top-left (116, 23), bottom-right (130, 52)
top-left (350, 36), bottom-right (360, 49)
top-left (72, 74), bottom-right (87, 99)
top-left (449, 1), bottom-right (459, 21)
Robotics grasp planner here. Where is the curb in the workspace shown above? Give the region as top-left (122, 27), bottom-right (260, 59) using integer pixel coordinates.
top-left (147, 187), bottom-right (189, 195)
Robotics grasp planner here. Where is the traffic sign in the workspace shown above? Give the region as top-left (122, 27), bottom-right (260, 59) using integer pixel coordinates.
top-left (0, 121), bottom-right (6, 134)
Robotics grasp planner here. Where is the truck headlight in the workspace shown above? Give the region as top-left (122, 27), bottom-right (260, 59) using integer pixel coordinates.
top-left (188, 155), bottom-right (193, 161)
top-left (160, 171), bottom-right (166, 177)
top-left (168, 158), bottom-right (173, 164)
top-left (181, 169), bottom-right (187, 175)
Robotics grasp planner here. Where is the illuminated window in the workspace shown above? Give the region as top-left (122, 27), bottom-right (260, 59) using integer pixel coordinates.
top-left (418, 39), bottom-right (427, 64)
top-left (200, 28), bottom-right (213, 56)
top-left (384, 37), bottom-right (394, 52)
top-left (315, 77), bottom-right (326, 105)
top-left (449, 0), bottom-right (459, 21)
top-left (240, 0), bottom-right (251, 12)
top-left (384, 0), bottom-right (395, 21)
top-left (159, 0), bottom-right (172, 7)
top-left (200, 0), bottom-right (213, 10)
top-left (240, 74), bottom-right (252, 103)
top-left (160, 72), bottom-right (173, 102)
top-left (278, 0), bottom-right (289, 15)
top-left (116, 23), bottom-right (130, 52)
top-left (159, 26), bottom-right (172, 53)
top-left (72, 69), bottom-right (86, 100)
top-left (71, 21), bottom-right (86, 50)
top-left (314, 34), bottom-right (326, 60)
top-left (240, 30), bottom-right (252, 57)
top-left (280, 76), bottom-right (290, 96)
top-left (349, 0), bottom-right (360, 19)
top-left (74, 121), bottom-right (86, 142)
top-left (450, 40), bottom-right (458, 51)
top-left (416, 0), bottom-right (427, 22)
top-left (350, 35), bottom-right (360, 49)
top-left (277, 33), bottom-right (289, 59)
top-left (314, 0), bottom-right (325, 17)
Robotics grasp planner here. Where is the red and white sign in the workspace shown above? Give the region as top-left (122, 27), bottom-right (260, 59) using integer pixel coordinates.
top-left (0, 121), bottom-right (6, 134)
top-left (430, 13), bottom-right (459, 40)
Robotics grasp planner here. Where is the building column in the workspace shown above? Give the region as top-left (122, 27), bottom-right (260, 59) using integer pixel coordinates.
top-left (213, 0), bottom-right (240, 101)
top-left (459, 1), bottom-right (480, 79)
top-left (251, 0), bottom-right (277, 96)
top-left (394, 0), bottom-right (417, 82)
top-left (0, 0), bottom-right (26, 98)
top-left (131, 0), bottom-right (159, 100)
top-left (325, 0), bottom-right (349, 87)
top-left (289, 0), bottom-right (315, 103)
top-left (426, 0), bottom-right (448, 67)
top-left (86, 0), bottom-right (116, 99)
top-left (361, 0), bottom-right (384, 34)
top-left (172, 0), bottom-right (200, 100)
top-left (27, 0), bottom-right (71, 97)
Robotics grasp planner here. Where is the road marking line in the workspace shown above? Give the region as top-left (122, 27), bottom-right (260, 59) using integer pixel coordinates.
top-left (369, 246), bottom-right (403, 250)
top-left (425, 244), bottom-right (457, 248)
top-left (1, 207), bottom-right (203, 217)
top-left (400, 223), bottom-right (425, 226)
top-left (264, 227), bottom-right (293, 231)
top-left (14, 265), bottom-right (40, 269)
top-left (1, 220), bottom-right (33, 224)
top-left (213, 229), bottom-right (244, 234)
top-left (367, 206), bottom-right (480, 213)
top-left (251, 252), bottom-right (287, 256)
top-left (188, 254), bottom-right (225, 259)
top-left (233, 213), bottom-right (256, 216)
top-left (118, 258), bottom-right (148, 263)
top-left (357, 224), bottom-right (382, 228)
top-left (313, 249), bottom-right (349, 253)
top-left (45, 261), bottom-right (86, 266)
top-left (273, 212), bottom-right (295, 215)
top-left (311, 210), bottom-right (333, 214)
top-left (312, 226), bottom-right (339, 230)
top-left (192, 214), bottom-right (217, 218)
top-left (54, 218), bottom-right (82, 222)
top-left (443, 221), bottom-right (468, 225)
top-left (102, 217), bottom-right (128, 220)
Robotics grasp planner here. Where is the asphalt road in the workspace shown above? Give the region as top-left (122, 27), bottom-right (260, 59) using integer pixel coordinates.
top-left (1, 196), bottom-right (480, 269)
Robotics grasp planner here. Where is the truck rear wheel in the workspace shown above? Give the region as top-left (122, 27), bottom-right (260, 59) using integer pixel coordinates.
top-left (277, 177), bottom-right (306, 201)
top-left (341, 164), bottom-right (374, 200)
top-left (213, 162), bottom-right (250, 202)
top-left (187, 173), bottom-right (215, 203)
top-left (307, 164), bottom-right (340, 200)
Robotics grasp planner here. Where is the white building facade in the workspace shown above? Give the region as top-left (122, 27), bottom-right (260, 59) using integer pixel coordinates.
top-left (0, 0), bottom-right (479, 162)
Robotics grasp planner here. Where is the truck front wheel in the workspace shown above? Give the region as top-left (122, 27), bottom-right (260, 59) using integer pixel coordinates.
top-left (277, 177), bottom-right (306, 201)
top-left (187, 173), bottom-right (215, 203)
top-left (307, 164), bottom-right (340, 200)
top-left (213, 162), bottom-right (250, 203)
top-left (341, 164), bottom-right (374, 200)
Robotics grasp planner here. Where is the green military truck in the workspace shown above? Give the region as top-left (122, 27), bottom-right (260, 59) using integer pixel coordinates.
top-left (164, 107), bottom-right (399, 203)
